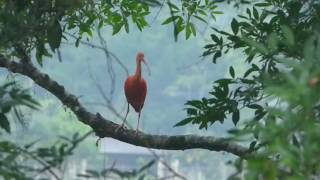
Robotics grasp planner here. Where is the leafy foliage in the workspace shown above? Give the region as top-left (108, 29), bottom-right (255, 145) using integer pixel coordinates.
top-left (0, 132), bottom-right (89, 179)
top-left (0, 0), bottom-right (224, 63)
top-left (0, 0), bottom-right (157, 63)
top-left (175, 0), bottom-right (320, 178)
top-left (77, 160), bottom-right (155, 179)
top-left (163, 0), bottom-right (220, 40)
top-left (179, 0), bottom-right (319, 128)
top-left (0, 82), bottom-right (39, 133)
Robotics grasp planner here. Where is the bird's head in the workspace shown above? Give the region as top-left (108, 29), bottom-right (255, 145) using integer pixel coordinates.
top-left (136, 52), bottom-right (151, 76)
top-left (136, 52), bottom-right (145, 62)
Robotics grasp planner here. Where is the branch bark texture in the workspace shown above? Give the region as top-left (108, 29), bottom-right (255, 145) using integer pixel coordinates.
top-left (0, 55), bottom-right (251, 158)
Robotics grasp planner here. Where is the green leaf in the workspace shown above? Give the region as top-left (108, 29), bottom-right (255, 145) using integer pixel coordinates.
top-left (161, 16), bottom-right (179, 25)
top-left (247, 104), bottom-right (262, 110)
top-left (112, 23), bottom-right (123, 35)
top-left (174, 117), bottom-right (193, 127)
top-left (193, 15), bottom-right (207, 24)
top-left (204, 44), bottom-right (214, 49)
top-left (267, 33), bottom-right (279, 52)
top-left (24, 140), bottom-right (39, 149)
top-left (253, 7), bottom-right (259, 19)
top-left (186, 23), bottom-right (192, 39)
top-left (186, 108), bottom-right (197, 115)
top-left (231, 18), bottom-right (239, 35)
top-left (141, 0), bottom-right (161, 6)
top-left (292, 134), bottom-right (300, 148)
top-left (232, 110), bottom-right (240, 126)
top-left (202, 50), bottom-right (212, 56)
top-left (254, 110), bottom-right (266, 121)
top-left (215, 78), bottom-right (233, 85)
top-left (240, 78), bottom-right (255, 84)
top-left (0, 113), bottom-right (10, 133)
top-left (77, 174), bottom-right (92, 178)
top-left (254, 3), bottom-right (271, 7)
top-left (260, 10), bottom-right (268, 21)
top-left (2, 105), bottom-right (11, 114)
top-left (246, 8), bottom-right (251, 18)
top-left (173, 17), bottom-right (185, 40)
top-left (229, 66), bottom-right (235, 78)
top-left (243, 37), bottom-right (268, 55)
top-left (190, 23), bottom-right (196, 36)
top-left (212, 51), bottom-right (222, 63)
top-left (75, 37), bottom-right (81, 47)
top-left (47, 20), bottom-right (62, 51)
top-left (211, 34), bottom-right (220, 43)
top-left (281, 25), bottom-right (294, 46)
top-left (98, 20), bottom-right (104, 28)
top-left (199, 121), bottom-right (208, 129)
top-left (249, 141), bottom-right (257, 151)
top-left (243, 67), bottom-right (258, 78)
top-left (228, 129), bottom-right (240, 135)
top-left (212, 11), bottom-right (223, 14)
top-left (35, 42), bottom-right (51, 66)
top-left (185, 100), bottom-right (202, 109)
top-left (124, 20), bottom-right (129, 33)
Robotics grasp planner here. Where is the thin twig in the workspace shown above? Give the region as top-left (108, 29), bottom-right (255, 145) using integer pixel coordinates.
top-left (148, 149), bottom-right (187, 180)
top-left (97, 28), bottom-right (116, 100)
top-left (150, 0), bottom-right (167, 25)
top-left (159, 175), bottom-right (177, 180)
top-left (64, 32), bottom-right (129, 76)
top-left (86, 61), bottom-right (126, 121)
top-left (16, 146), bottom-right (61, 180)
top-left (37, 131), bottom-right (93, 177)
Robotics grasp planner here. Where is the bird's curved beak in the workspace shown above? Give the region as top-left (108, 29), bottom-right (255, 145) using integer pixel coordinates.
top-left (142, 59), bottom-right (151, 76)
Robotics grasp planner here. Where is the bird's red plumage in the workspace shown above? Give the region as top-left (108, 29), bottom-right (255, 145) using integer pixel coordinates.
top-left (124, 76), bottom-right (147, 112)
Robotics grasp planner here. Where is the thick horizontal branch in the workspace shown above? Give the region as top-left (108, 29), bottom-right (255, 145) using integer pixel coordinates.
top-left (0, 55), bottom-right (251, 158)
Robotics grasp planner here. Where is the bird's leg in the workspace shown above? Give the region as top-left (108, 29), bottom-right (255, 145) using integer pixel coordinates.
top-left (116, 103), bottom-right (129, 132)
top-left (121, 103), bottom-right (130, 127)
top-left (134, 112), bottom-right (141, 135)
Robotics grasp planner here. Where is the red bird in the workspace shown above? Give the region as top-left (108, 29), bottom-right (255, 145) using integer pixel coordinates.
top-left (119, 52), bottom-right (150, 133)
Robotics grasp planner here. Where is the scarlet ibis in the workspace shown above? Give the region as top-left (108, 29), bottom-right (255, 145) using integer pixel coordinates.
top-left (119, 52), bottom-right (150, 133)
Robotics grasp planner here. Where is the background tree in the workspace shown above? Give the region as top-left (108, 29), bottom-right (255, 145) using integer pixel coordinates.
top-left (0, 0), bottom-right (319, 179)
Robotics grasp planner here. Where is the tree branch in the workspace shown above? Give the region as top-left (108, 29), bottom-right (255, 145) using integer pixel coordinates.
top-left (0, 55), bottom-right (251, 158)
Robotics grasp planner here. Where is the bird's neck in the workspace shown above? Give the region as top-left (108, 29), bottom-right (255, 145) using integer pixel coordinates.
top-left (134, 60), bottom-right (142, 80)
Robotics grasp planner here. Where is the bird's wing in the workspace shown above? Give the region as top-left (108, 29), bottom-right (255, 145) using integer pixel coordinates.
top-left (124, 77), bottom-right (148, 112)
top-left (139, 78), bottom-right (147, 101)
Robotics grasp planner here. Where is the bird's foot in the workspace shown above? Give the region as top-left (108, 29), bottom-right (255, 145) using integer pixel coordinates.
top-left (115, 124), bottom-right (126, 132)
top-left (134, 129), bottom-right (140, 136)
